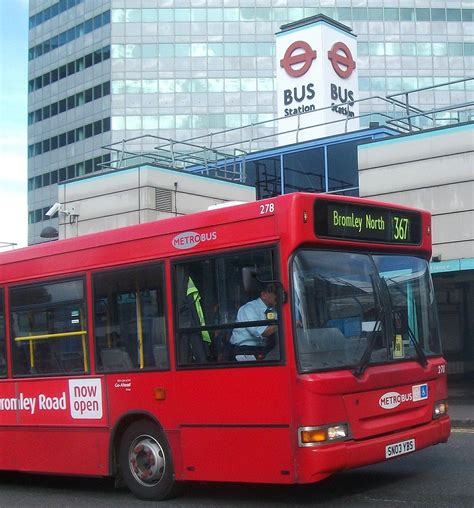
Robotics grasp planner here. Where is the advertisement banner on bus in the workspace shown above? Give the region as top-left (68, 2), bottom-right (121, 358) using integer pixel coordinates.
top-left (0, 378), bottom-right (106, 426)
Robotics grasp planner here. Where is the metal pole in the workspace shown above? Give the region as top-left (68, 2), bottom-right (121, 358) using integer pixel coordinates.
top-left (405, 92), bottom-right (412, 132)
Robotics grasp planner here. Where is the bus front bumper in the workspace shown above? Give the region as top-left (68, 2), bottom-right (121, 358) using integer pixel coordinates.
top-left (296, 416), bottom-right (450, 484)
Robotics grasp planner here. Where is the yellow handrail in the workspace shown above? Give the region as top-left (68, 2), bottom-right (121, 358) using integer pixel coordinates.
top-left (15, 331), bottom-right (88, 372)
top-left (15, 331), bottom-right (87, 341)
top-left (79, 309), bottom-right (89, 373)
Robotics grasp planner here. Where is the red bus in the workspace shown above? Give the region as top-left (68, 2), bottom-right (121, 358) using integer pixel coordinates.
top-left (0, 193), bottom-right (449, 500)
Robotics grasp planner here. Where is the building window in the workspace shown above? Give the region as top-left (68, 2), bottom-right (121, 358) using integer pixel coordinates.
top-left (284, 148), bottom-right (325, 194)
top-left (29, 0), bottom-right (84, 29)
top-left (246, 156), bottom-right (281, 199)
top-left (416, 9), bottom-right (430, 21)
top-left (29, 81), bottom-right (110, 125)
top-left (28, 118), bottom-right (111, 158)
top-left (29, 12), bottom-right (110, 60)
top-left (327, 140), bottom-right (362, 192)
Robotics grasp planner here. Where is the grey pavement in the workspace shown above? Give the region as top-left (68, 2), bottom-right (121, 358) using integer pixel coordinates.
top-left (448, 378), bottom-right (474, 428)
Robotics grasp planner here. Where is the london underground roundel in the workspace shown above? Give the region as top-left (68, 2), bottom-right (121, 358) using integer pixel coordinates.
top-left (280, 41), bottom-right (317, 78)
top-left (327, 41), bottom-right (356, 79)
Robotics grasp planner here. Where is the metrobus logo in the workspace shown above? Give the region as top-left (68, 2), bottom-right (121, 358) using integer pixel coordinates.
top-left (379, 385), bottom-right (428, 410)
top-left (172, 231), bottom-right (217, 250)
top-left (379, 391), bottom-right (411, 409)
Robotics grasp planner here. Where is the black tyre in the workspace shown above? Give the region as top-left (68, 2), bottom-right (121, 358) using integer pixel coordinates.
top-left (119, 420), bottom-right (176, 501)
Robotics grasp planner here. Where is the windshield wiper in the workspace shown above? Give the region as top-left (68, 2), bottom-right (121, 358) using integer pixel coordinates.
top-left (406, 325), bottom-right (428, 367)
top-left (354, 268), bottom-right (401, 377)
top-left (353, 309), bottom-right (382, 377)
top-left (353, 273), bottom-right (386, 377)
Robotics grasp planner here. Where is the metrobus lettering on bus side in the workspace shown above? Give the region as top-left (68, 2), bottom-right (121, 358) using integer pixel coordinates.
top-left (172, 231), bottom-right (217, 249)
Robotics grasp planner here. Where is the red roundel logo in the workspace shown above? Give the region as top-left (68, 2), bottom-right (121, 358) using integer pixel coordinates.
top-left (327, 42), bottom-right (356, 79)
top-left (280, 41), bottom-right (317, 78)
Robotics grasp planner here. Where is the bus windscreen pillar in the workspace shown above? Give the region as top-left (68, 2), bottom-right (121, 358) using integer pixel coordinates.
top-left (275, 15), bottom-right (360, 145)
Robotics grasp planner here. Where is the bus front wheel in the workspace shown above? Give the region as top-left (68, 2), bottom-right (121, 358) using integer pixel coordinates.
top-left (119, 420), bottom-right (176, 501)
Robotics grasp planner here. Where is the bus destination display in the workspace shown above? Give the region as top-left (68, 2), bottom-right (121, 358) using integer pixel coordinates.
top-left (314, 200), bottom-right (422, 244)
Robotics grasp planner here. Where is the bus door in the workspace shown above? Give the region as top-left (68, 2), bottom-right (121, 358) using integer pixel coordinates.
top-left (91, 263), bottom-right (173, 432)
top-left (172, 247), bottom-right (293, 483)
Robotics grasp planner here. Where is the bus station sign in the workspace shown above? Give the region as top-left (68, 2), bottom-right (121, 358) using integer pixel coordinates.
top-left (275, 15), bottom-right (360, 144)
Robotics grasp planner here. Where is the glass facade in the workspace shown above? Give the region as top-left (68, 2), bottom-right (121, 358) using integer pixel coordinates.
top-left (27, 0), bottom-right (473, 244)
top-left (104, 2), bottom-right (472, 142)
top-left (201, 130), bottom-right (382, 198)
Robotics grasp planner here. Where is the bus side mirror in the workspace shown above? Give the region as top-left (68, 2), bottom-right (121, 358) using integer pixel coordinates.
top-left (242, 267), bottom-right (260, 293)
top-left (242, 267), bottom-right (287, 303)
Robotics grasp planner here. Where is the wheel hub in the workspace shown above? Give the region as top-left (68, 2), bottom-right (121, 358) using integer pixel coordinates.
top-left (129, 434), bottom-right (165, 486)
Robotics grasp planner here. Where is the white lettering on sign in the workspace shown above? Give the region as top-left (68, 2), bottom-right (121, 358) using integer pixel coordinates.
top-left (39, 393), bottom-right (66, 410)
top-left (259, 203), bottom-right (275, 215)
top-left (69, 378), bottom-right (103, 419)
top-left (275, 18), bottom-right (360, 143)
top-left (114, 378), bottom-right (132, 391)
top-left (0, 394), bottom-right (37, 415)
top-left (172, 231), bottom-right (217, 250)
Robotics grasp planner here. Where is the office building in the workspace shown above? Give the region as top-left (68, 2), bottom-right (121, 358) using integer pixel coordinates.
top-left (27, 1), bottom-right (473, 244)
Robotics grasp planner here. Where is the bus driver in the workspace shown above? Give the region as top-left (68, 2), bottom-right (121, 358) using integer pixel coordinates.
top-left (230, 283), bottom-right (278, 360)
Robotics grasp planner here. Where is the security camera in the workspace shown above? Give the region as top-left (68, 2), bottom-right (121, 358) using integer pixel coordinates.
top-left (45, 202), bottom-right (61, 217)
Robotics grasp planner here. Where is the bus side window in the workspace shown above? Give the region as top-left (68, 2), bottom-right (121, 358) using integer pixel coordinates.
top-left (0, 290), bottom-right (6, 376)
top-left (174, 247), bottom-right (281, 367)
top-left (93, 263), bottom-right (169, 372)
top-left (9, 279), bottom-right (88, 377)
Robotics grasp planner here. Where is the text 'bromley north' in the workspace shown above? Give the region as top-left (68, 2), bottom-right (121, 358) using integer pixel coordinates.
top-left (333, 210), bottom-right (385, 233)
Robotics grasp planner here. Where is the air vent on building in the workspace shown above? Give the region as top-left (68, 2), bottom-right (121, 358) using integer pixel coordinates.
top-left (155, 188), bottom-right (173, 212)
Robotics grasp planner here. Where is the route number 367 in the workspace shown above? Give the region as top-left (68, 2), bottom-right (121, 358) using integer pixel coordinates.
top-left (393, 217), bottom-right (409, 240)
top-left (260, 203), bottom-right (275, 214)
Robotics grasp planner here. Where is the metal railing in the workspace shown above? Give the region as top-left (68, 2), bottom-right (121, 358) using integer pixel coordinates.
top-left (387, 77), bottom-right (473, 132)
top-left (100, 78), bottom-right (473, 180)
top-left (0, 241), bottom-right (18, 250)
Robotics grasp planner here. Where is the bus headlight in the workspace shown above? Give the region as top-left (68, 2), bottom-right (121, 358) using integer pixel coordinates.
top-left (433, 400), bottom-right (448, 418)
top-left (298, 423), bottom-right (349, 447)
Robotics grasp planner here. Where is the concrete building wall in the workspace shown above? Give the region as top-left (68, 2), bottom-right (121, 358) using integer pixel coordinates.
top-left (57, 165), bottom-right (255, 238)
top-left (358, 123), bottom-right (474, 261)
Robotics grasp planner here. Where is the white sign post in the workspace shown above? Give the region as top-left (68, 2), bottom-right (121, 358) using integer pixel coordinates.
top-left (275, 15), bottom-right (359, 145)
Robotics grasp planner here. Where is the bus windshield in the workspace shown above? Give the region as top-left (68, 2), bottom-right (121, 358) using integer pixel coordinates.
top-left (292, 250), bottom-right (441, 373)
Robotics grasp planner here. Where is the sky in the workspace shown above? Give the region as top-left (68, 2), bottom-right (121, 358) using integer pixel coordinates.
top-left (0, 0), bottom-right (28, 249)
